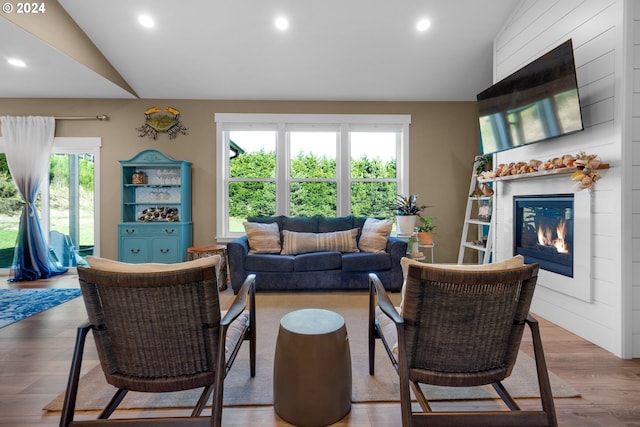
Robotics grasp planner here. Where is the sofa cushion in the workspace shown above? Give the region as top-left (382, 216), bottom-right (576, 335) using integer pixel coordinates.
top-left (294, 251), bottom-right (342, 272)
top-left (342, 252), bottom-right (391, 271)
top-left (282, 216), bottom-right (319, 232)
top-left (358, 218), bottom-right (393, 253)
top-left (245, 254), bottom-right (294, 272)
top-left (352, 216), bottom-right (368, 230)
top-left (318, 216), bottom-right (355, 233)
top-left (281, 229), bottom-right (360, 255)
top-left (243, 221), bottom-right (282, 254)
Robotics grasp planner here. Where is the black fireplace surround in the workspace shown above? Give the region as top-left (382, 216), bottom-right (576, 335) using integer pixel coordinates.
top-left (514, 194), bottom-right (574, 277)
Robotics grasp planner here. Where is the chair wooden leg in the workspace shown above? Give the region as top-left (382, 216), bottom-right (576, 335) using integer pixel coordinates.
top-left (368, 279), bottom-right (376, 375)
top-left (192, 386), bottom-right (213, 416)
top-left (398, 361), bottom-right (413, 427)
top-left (492, 381), bottom-right (521, 411)
top-left (410, 381), bottom-right (432, 412)
top-left (98, 389), bottom-right (128, 419)
top-left (527, 315), bottom-right (558, 427)
top-left (212, 345), bottom-right (226, 427)
top-left (60, 323), bottom-right (91, 427)
top-left (249, 280), bottom-right (256, 378)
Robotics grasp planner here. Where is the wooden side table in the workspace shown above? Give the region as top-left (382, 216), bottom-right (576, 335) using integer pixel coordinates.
top-left (187, 244), bottom-right (228, 290)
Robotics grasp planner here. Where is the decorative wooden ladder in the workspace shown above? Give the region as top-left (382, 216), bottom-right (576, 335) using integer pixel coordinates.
top-left (457, 156), bottom-right (495, 264)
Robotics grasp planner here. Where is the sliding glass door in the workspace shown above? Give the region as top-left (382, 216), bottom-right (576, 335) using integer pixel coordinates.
top-left (0, 137), bottom-right (101, 272)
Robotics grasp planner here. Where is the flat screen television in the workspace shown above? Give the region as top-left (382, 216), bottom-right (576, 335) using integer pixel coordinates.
top-left (477, 39), bottom-right (584, 155)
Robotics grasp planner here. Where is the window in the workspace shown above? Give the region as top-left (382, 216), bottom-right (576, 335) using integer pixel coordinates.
top-left (0, 137), bottom-right (101, 272)
top-left (216, 114), bottom-right (410, 240)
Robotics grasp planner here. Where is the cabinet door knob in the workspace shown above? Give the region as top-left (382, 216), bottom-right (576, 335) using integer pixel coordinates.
top-left (160, 248), bottom-right (170, 254)
top-left (130, 249), bottom-right (140, 254)
top-left (126, 229), bottom-right (135, 234)
top-left (164, 228), bottom-right (175, 234)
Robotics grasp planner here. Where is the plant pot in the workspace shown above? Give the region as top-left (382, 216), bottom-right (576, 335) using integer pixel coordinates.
top-left (396, 215), bottom-right (417, 236)
top-left (417, 231), bottom-right (433, 245)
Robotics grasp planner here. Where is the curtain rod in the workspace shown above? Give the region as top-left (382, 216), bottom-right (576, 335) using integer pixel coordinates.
top-left (54, 115), bottom-right (109, 121)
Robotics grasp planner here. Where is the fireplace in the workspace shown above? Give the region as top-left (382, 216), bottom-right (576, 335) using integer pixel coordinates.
top-left (513, 194), bottom-right (574, 277)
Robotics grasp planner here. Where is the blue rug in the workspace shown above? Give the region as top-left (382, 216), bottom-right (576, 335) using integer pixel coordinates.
top-left (0, 288), bottom-right (82, 328)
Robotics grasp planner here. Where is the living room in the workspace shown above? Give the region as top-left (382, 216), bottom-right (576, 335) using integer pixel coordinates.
top-left (0, 0), bottom-right (637, 354)
top-left (1, 0), bottom-right (639, 424)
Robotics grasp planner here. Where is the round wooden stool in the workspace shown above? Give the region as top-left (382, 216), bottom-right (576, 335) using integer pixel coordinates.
top-left (186, 245), bottom-right (228, 290)
top-left (273, 308), bottom-right (352, 427)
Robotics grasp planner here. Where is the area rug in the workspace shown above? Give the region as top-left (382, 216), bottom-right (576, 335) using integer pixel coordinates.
top-left (44, 291), bottom-right (579, 411)
top-left (0, 288), bottom-right (82, 329)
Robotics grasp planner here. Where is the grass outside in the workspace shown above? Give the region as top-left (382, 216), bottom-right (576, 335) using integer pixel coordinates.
top-left (230, 217), bottom-right (246, 233)
top-left (0, 191), bottom-right (94, 268)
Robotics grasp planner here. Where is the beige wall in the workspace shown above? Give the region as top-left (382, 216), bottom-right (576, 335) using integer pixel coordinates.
top-left (0, 98), bottom-right (479, 264)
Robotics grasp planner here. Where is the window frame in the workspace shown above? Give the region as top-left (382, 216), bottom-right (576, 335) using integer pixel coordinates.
top-left (215, 113), bottom-right (410, 241)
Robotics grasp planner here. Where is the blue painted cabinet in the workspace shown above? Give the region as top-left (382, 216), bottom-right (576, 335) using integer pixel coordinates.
top-left (118, 150), bottom-right (192, 263)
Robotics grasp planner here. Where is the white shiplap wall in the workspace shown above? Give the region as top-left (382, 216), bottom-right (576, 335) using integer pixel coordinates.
top-left (630, 0), bottom-right (640, 358)
top-left (491, 0), bottom-right (634, 357)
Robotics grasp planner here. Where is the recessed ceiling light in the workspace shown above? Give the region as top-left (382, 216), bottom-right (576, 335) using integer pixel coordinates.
top-left (138, 14), bottom-right (155, 28)
top-left (275, 17), bottom-right (289, 31)
top-left (8, 58), bottom-right (26, 67)
top-left (417, 18), bottom-right (431, 32)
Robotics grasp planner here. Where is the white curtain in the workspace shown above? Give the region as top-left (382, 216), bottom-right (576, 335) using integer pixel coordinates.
top-left (1, 116), bottom-right (67, 281)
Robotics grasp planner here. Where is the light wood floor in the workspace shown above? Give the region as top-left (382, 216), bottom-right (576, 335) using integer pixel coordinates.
top-left (1, 273), bottom-right (640, 426)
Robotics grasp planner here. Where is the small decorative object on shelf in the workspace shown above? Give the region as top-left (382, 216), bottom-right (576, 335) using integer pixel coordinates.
top-left (477, 151), bottom-right (609, 190)
top-left (137, 106), bottom-right (188, 140)
top-left (471, 155), bottom-right (494, 197)
top-left (570, 153), bottom-right (603, 190)
top-left (407, 233), bottom-right (424, 259)
top-left (477, 199), bottom-right (492, 221)
top-left (131, 170), bottom-right (147, 184)
top-left (474, 154), bottom-right (492, 177)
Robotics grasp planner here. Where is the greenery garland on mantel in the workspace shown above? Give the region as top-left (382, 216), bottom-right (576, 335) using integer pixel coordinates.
top-left (477, 152), bottom-right (609, 191)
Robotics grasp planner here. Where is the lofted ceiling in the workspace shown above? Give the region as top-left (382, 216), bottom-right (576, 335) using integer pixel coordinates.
top-left (0, 0), bottom-right (518, 102)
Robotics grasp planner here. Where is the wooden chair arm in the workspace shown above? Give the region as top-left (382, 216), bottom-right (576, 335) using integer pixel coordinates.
top-left (221, 274), bottom-right (255, 327)
top-left (369, 272), bottom-right (402, 325)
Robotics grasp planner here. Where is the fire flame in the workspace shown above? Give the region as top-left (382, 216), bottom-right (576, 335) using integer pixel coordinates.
top-left (537, 219), bottom-right (568, 253)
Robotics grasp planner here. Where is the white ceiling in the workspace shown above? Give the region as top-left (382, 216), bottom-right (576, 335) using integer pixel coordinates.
top-left (0, 0), bottom-right (518, 102)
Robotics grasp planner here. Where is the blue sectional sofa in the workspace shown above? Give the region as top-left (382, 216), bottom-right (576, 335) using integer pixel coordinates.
top-left (227, 215), bottom-right (407, 293)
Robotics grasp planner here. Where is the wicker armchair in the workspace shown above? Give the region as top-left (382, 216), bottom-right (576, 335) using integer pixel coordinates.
top-left (60, 256), bottom-right (256, 427)
top-left (369, 262), bottom-right (557, 427)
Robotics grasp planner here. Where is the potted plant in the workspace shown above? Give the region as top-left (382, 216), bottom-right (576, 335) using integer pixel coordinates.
top-left (391, 194), bottom-right (427, 236)
top-left (416, 216), bottom-right (435, 245)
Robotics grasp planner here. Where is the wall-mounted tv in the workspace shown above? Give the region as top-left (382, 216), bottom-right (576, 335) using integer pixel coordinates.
top-left (477, 39), bottom-right (584, 155)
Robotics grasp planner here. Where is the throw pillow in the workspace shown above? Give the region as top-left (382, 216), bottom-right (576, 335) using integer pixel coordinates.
top-left (358, 218), bottom-right (393, 253)
top-left (243, 221), bottom-right (282, 254)
top-left (399, 255), bottom-right (525, 315)
top-left (86, 255), bottom-right (220, 273)
top-left (281, 229), bottom-right (360, 255)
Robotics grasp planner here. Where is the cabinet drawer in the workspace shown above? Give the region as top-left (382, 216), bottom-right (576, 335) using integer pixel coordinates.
top-left (118, 223), bottom-right (183, 238)
top-left (158, 225), bottom-right (181, 236)
top-left (120, 237), bottom-right (151, 263)
top-left (152, 238), bottom-right (180, 263)
top-left (119, 224), bottom-right (149, 236)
